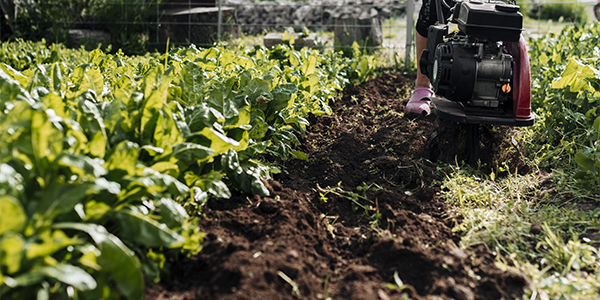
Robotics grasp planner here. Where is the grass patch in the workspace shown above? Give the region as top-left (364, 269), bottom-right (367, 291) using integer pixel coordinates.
top-left (441, 162), bottom-right (600, 299)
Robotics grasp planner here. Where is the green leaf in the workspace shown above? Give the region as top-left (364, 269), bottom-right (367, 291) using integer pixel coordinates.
top-left (26, 229), bottom-right (82, 260)
top-left (575, 151), bottom-right (595, 170)
top-left (99, 99), bottom-right (122, 135)
top-left (299, 74), bottom-right (319, 93)
top-left (172, 142), bottom-right (215, 163)
top-left (286, 116), bottom-right (309, 137)
top-left (141, 249), bottom-right (166, 285)
top-left (301, 55), bottom-right (317, 75)
top-left (198, 126), bottom-right (240, 157)
top-left (149, 161), bottom-right (179, 178)
top-left (110, 207), bottom-right (186, 248)
top-left (249, 116), bottom-right (271, 139)
top-left (83, 200), bottom-right (112, 221)
top-left (104, 141), bottom-right (139, 176)
top-left (127, 170), bottom-right (190, 197)
top-left (53, 223), bottom-right (145, 300)
top-left (25, 65), bottom-right (51, 96)
top-left (359, 56), bottom-right (370, 79)
top-left (153, 107), bottom-right (183, 149)
top-left (207, 85), bottom-right (239, 120)
top-left (142, 145), bottom-right (165, 156)
top-left (37, 183), bottom-right (95, 220)
top-left (88, 131), bottom-right (107, 158)
top-left (180, 61), bottom-right (206, 105)
top-left (593, 116), bottom-right (600, 133)
top-left (184, 171), bottom-right (231, 199)
top-left (266, 84), bottom-right (298, 120)
top-left (552, 58), bottom-right (596, 93)
top-left (49, 62), bottom-right (64, 94)
top-left (94, 178), bottom-right (121, 195)
top-left (185, 103), bottom-right (225, 133)
top-left (0, 164), bottom-right (24, 199)
top-left (0, 66), bottom-right (34, 106)
top-left (58, 153), bottom-right (107, 179)
top-left (243, 76), bottom-right (272, 105)
top-left (221, 149), bottom-right (269, 196)
top-left (42, 92), bottom-right (66, 119)
top-left (140, 66), bottom-right (171, 144)
top-left (224, 95), bottom-right (251, 128)
top-left (277, 129), bottom-right (301, 145)
top-left (539, 53), bottom-right (549, 66)
top-left (0, 195), bottom-right (26, 234)
top-left (69, 65), bottom-right (104, 100)
top-left (247, 166), bottom-right (270, 196)
top-left (157, 198), bottom-right (189, 228)
top-left (227, 127), bottom-right (250, 152)
top-left (30, 110), bottom-right (63, 177)
top-left (289, 51), bottom-right (300, 67)
top-left (0, 233), bottom-right (25, 274)
top-left (6, 269), bottom-right (45, 288)
top-left (0, 63), bottom-right (30, 88)
top-left (36, 282), bottom-right (50, 300)
top-left (290, 150), bottom-right (308, 161)
top-left (192, 186), bottom-right (209, 206)
top-left (40, 264), bottom-right (97, 291)
top-left (79, 244), bottom-right (102, 271)
top-left (77, 99), bottom-right (108, 152)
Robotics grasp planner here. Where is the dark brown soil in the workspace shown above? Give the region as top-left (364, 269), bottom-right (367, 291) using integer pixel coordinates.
top-left (145, 72), bottom-right (529, 300)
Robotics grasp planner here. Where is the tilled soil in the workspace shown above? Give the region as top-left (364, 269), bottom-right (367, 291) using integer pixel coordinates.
top-left (145, 72), bottom-right (529, 300)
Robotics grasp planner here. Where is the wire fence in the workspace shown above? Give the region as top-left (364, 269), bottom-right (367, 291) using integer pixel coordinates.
top-left (0, 0), bottom-right (598, 59)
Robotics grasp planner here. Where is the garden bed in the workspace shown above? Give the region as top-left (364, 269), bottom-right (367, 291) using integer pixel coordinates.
top-left (144, 72), bottom-right (529, 300)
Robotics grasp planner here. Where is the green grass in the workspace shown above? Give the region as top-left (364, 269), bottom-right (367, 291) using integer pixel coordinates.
top-left (441, 161), bottom-right (600, 299)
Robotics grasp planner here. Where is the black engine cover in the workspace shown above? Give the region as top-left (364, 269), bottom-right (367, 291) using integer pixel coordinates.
top-left (431, 40), bottom-right (513, 107)
top-left (454, 0), bottom-right (523, 42)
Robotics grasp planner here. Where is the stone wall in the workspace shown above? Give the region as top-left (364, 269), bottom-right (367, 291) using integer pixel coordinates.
top-left (222, 0), bottom-right (406, 35)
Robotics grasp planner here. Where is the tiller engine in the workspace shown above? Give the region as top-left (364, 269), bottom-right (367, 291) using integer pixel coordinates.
top-left (420, 0), bottom-right (535, 164)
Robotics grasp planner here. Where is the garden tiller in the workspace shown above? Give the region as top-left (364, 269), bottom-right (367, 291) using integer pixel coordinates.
top-left (419, 0), bottom-right (535, 164)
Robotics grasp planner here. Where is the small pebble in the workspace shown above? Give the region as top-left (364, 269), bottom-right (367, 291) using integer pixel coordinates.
top-left (530, 222), bottom-right (542, 234)
top-left (259, 199), bottom-right (279, 214)
top-left (453, 285), bottom-right (475, 300)
top-left (377, 289), bottom-right (391, 300)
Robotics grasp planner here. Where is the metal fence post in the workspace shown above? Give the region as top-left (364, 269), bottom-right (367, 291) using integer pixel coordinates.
top-left (405, 0), bottom-right (415, 69)
top-left (156, 0), bottom-right (160, 46)
top-left (218, 0), bottom-right (223, 42)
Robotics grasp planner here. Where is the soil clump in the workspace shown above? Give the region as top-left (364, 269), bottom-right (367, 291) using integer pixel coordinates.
top-left (145, 72), bottom-right (528, 299)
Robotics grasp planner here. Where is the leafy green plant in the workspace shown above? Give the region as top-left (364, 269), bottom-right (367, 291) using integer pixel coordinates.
top-left (0, 40), bottom-right (88, 70)
top-left (0, 69), bottom-right (201, 299)
top-left (537, 223), bottom-right (599, 276)
top-left (527, 23), bottom-right (600, 191)
top-left (0, 38), bottom-right (377, 298)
